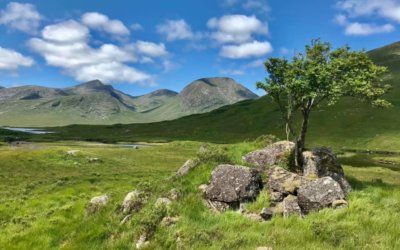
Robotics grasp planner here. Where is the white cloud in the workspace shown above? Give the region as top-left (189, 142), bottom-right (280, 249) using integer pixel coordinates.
top-left (345, 22), bottom-right (394, 35)
top-left (157, 19), bottom-right (194, 41)
top-left (242, 0), bottom-right (270, 13)
top-left (28, 20), bottom-right (155, 85)
top-left (0, 47), bottom-right (34, 71)
top-left (82, 12), bottom-right (130, 36)
top-left (208, 15), bottom-right (267, 44)
top-left (134, 41), bottom-right (168, 57)
top-left (42, 20), bottom-right (89, 43)
top-left (336, 0), bottom-right (399, 35)
top-left (0, 2), bottom-right (42, 33)
top-left (130, 23), bottom-right (143, 31)
top-left (334, 13), bottom-right (395, 35)
top-left (220, 41), bottom-right (272, 59)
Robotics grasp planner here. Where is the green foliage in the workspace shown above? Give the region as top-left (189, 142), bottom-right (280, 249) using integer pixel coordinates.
top-left (257, 39), bottom-right (391, 148)
top-left (196, 145), bottom-right (231, 164)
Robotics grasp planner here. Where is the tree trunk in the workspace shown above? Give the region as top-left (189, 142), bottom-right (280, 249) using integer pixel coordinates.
top-left (295, 108), bottom-right (311, 168)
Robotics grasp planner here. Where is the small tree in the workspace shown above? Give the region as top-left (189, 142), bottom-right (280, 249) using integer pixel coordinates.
top-left (257, 39), bottom-right (391, 167)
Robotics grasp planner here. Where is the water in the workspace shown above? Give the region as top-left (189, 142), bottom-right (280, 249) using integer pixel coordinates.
top-left (2, 127), bottom-right (54, 134)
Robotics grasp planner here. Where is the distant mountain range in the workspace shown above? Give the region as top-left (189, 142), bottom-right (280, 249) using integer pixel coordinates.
top-left (0, 77), bottom-right (258, 126)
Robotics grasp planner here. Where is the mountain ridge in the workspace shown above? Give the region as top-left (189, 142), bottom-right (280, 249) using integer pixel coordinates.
top-left (0, 77), bottom-right (258, 126)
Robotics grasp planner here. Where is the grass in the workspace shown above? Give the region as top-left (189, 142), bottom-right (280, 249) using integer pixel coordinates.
top-left (0, 139), bottom-right (400, 249)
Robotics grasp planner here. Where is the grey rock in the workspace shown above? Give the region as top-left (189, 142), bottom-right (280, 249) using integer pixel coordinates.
top-left (86, 194), bottom-right (109, 215)
top-left (169, 188), bottom-right (180, 201)
top-left (269, 191), bottom-right (284, 205)
top-left (332, 199), bottom-right (348, 209)
top-left (176, 159), bottom-right (198, 177)
top-left (268, 166), bottom-right (304, 195)
top-left (205, 164), bottom-right (262, 204)
top-left (121, 190), bottom-right (146, 214)
top-left (161, 216), bottom-right (180, 227)
top-left (243, 141), bottom-right (295, 169)
top-left (155, 197), bottom-right (172, 208)
top-left (204, 199), bottom-right (230, 212)
top-left (260, 207), bottom-right (273, 221)
top-left (136, 234), bottom-right (149, 249)
top-left (298, 177), bottom-right (345, 214)
top-left (302, 148), bottom-right (351, 195)
top-left (282, 195), bottom-right (302, 218)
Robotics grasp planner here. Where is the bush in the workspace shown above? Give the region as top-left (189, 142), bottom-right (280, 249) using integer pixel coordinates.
top-left (253, 134), bottom-right (279, 148)
top-left (196, 145), bottom-right (231, 164)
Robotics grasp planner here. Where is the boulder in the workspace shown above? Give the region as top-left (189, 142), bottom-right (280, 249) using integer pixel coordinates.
top-left (86, 194), bottom-right (109, 215)
top-left (282, 195), bottom-right (302, 218)
top-left (121, 190), bottom-right (146, 214)
top-left (176, 159), bottom-right (198, 177)
top-left (155, 197), bottom-right (172, 208)
top-left (297, 177), bottom-right (345, 214)
top-left (332, 199), bottom-right (348, 209)
top-left (205, 165), bottom-right (262, 205)
top-left (268, 166), bottom-right (304, 197)
top-left (243, 141), bottom-right (295, 169)
top-left (204, 199), bottom-right (230, 213)
top-left (302, 148), bottom-right (351, 194)
top-left (260, 207), bottom-right (273, 221)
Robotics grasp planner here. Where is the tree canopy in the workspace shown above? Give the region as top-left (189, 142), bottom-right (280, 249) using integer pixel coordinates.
top-left (257, 39), bottom-right (391, 166)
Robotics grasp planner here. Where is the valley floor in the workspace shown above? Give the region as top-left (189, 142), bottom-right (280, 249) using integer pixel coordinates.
top-left (0, 141), bottom-right (399, 249)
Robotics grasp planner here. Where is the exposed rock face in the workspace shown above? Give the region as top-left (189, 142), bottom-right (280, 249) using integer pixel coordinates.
top-left (282, 195), bottom-right (302, 218)
top-left (243, 141), bottom-right (295, 169)
top-left (205, 165), bottom-right (262, 205)
top-left (268, 166), bottom-right (304, 198)
top-left (176, 159), bottom-right (198, 177)
top-left (302, 148), bottom-right (351, 194)
top-left (297, 177), bottom-right (345, 214)
top-left (86, 194), bottom-right (109, 215)
top-left (121, 190), bottom-right (146, 214)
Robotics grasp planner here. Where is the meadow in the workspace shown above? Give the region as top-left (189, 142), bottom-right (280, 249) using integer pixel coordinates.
top-left (0, 139), bottom-right (399, 249)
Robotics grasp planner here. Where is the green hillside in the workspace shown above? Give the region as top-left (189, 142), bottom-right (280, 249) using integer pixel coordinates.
top-left (0, 78), bottom-right (257, 126)
top-left (33, 41), bottom-right (400, 151)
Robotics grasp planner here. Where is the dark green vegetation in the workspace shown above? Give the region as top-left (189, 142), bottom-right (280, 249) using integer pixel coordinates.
top-left (0, 140), bottom-right (399, 249)
top-left (22, 41), bottom-right (398, 152)
top-left (0, 77), bottom-right (257, 126)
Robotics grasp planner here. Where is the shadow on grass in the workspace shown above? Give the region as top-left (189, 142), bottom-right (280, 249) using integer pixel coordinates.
top-left (339, 153), bottom-right (400, 172)
top-left (347, 175), bottom-right (398, 191)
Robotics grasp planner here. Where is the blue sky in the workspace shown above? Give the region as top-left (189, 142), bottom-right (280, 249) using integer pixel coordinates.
top-left (0, 0), bottom-right (399, 96)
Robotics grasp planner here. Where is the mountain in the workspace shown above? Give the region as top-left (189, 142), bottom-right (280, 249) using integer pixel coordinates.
top-left (0, 77), bottom-right (257, 126)
top-left (43, 41), bottom-right (400, 151)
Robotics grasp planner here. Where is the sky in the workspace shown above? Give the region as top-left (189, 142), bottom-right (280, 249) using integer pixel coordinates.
top-left (0, 0), bottom-right (400, 96)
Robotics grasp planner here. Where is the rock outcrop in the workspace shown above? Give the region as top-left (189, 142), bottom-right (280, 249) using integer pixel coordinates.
top-left (297, 177), bottom-right (345, 214)
top-left (268, 166), bottom-right (304, 197)
top-left (120, 190), bottom-right (146, 214)
top-left (205, 165), bottom-right (262, 210)
top-left (176, 159), bottom-right (198, 177)
top-left (243, 141), bottom-right (295, 169)
top-left (86, 194), bottom-right (109, 215)
top-left (282, 195), bottom-right (302, 218)
top-left (302, 148), bottom-right (351, 194)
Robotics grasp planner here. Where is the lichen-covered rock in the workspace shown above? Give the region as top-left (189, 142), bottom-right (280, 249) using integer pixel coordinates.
top-left (205, 165), bottom-right (262, 204)
top-left (176, 159), bottom-right (198, 177)
top-left (302, 148), bottom-right (351, 195)
top-left (204, 199), bottom-right (230, 212)
top-left (161, 216), bottom-right (180, 227)
top-left (269, 191), bottom-right (284, 205)
top-left (298, 177), bottom-right (345, 214)
top-left (155, 197), bottom-right (172, 208)
top-left (260, 207), bottom-right (273, 220)
top-left (282, 195), bottom-right (302, 218)
top-left (121, 190), bottom-right (146, 214)
top-left (86, 194), bottom-right (109, 215)
top-left (268, 166), bottom-right (304, 196)
top-left (243, 141), bottom-right (295, 169)
top-left (332, 199), bottom-right (348, 209)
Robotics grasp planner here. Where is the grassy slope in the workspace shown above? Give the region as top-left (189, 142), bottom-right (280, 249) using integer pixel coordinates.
top-left (0, 141), bottom-right (399, 249)
top-left (34, 43), bottom-right (400, 151)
